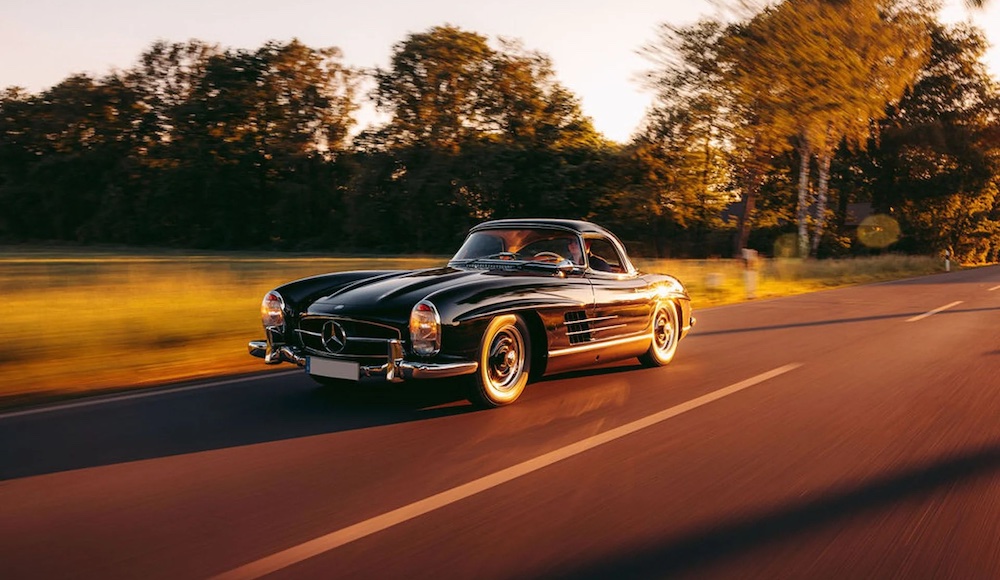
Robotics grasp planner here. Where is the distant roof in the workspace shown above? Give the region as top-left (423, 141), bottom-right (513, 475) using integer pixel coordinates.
top-left (470, 218), bottom-right (611, 236)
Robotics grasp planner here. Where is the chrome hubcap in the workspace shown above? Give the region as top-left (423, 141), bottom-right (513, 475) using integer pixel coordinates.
top-left (487, 327), bottom-right (524, 392)
top-left (654, 308), bottom-right (675, 352)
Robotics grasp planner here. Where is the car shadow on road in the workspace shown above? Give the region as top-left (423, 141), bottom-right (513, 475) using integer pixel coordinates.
top-left (536, 361), bottom-right (646, 383)
top-left (550, 443), bottom-right (1000, 579)
top-left (0, 373), bottom-right (478, 480)
top-left (1, 358), bottom-right (667, 481)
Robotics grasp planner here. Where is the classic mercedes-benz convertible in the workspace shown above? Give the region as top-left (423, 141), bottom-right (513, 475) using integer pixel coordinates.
top-left (249, 218), bottom-right (694, 407)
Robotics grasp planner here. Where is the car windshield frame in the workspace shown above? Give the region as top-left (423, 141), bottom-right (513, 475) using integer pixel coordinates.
top-left (450, 227), bottom-right (586, 267)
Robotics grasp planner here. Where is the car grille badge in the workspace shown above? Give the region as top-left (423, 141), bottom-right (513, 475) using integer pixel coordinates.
top-left (322, 320), bottom-right (348, 353)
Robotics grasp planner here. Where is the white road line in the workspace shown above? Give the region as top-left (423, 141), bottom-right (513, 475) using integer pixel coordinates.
top-left (989, 285), bottom-right (1000, 292)
top-left (906, 301), bottom-right (963, 323)
top-left (211, 363), bottom-right (804, 580)
top-left (0, 371), bottom-right (300, 420)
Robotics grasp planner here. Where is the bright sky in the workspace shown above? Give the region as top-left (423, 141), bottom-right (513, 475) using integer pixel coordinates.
top-left (3, 0), bottom-right (998, 143)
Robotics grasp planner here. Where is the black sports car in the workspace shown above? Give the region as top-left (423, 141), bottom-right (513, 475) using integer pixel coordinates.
top-left (249, 219), bottom-right (694, 407)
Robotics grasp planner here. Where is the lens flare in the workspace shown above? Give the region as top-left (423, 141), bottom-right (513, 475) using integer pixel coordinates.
top-left (857, 214), bottom-right (901, 249)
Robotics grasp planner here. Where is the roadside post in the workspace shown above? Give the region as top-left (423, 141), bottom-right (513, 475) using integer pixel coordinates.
top-left (705, 271), bottom-right (724, 298)
top-left (944, 249), bottom-right (951, 273)
top-left (741, 248), bottom-right (759, 299)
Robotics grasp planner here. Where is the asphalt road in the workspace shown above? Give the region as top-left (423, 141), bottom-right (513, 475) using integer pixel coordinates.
top-left (2, 266), bottom-right (999, 579)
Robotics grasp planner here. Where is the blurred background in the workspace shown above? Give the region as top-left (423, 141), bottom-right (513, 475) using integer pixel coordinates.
top-left (1, 0), bottom-right (997, 405)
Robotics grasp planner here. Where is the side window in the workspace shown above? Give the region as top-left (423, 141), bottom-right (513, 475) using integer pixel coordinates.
top-left (587, 238), bottom-right (624, 273)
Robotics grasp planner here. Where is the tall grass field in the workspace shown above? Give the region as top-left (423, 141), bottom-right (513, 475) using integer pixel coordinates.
top-left (0, 250), bottom-right (945, 409)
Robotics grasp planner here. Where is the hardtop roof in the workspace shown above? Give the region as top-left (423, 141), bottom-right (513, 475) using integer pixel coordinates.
top-left (469, 218), bottom-right (611, 236)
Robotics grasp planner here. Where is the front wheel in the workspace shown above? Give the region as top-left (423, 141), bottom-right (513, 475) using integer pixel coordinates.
top-left (467, 314), bottom-right (531, 408)
top-left (638, 302), bottom-right (680, 368)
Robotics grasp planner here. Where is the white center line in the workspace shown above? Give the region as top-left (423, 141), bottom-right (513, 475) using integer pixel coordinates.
top-left (906, 301), bottom-right (963, 323)
top-left (989, 285), bottom-right (1000, 292)
top-left (212, 363), bottom-right (803, 580)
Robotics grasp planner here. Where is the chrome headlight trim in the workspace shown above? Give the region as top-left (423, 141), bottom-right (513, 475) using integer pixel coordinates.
top-left (261, 290), bottom-right (286, 329)
top-left (409, 299), bottom-right (442, 357)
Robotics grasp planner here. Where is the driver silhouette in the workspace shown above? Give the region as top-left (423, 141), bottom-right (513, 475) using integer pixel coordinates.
top-left (567, 238), bottom-right (612, 271)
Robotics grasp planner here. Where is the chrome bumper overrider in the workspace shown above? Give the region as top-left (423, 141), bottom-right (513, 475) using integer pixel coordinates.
top-left (247, 339), bottom-right (478, 383)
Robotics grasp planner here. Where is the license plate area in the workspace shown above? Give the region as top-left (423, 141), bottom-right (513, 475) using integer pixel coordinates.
top-left (306, 357), bottom-right (359, 381)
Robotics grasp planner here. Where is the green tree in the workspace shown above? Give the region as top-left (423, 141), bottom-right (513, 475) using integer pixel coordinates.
top-left (639, 20), bottom-right (736, 256)
top-left (166, 39), bottom-right (358, 246)
top-left (0, 74), bottom-right (143, 242)
top-left (865, 23), bottom-right (1000, 262)
top-left (728, 0), bottom-right (932, 257)
top-left (360, 25), bottom-right (607, 249)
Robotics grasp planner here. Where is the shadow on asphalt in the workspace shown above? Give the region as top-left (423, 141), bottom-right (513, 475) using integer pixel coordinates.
top-left (689, 306), bottom-right (1000, 337)
top-left (0, 361), bottom-right (647, 481)
top-left (889, 267), bottom-right (1000, 285)
top-left (0, 373), bottom-right (479, 480)
top-left (552, 443), bottom-right (1000, 579)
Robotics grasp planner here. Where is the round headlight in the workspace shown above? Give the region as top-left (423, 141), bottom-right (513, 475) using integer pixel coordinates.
top-left (261, 291), bottom-right (285, 328)
top-left (409, 300), bottom-right (441, 356)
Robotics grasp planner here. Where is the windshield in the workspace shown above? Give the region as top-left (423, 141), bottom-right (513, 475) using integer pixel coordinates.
top-left (451, 228), bottom-right (585, 266)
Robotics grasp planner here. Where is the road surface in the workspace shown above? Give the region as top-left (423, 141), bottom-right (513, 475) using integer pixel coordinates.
top-left (2, 266), bottom-right (999, 579)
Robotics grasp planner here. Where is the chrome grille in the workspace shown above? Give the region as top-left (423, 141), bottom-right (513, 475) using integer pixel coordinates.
top-left (296, 316), bottom-right (402, 359)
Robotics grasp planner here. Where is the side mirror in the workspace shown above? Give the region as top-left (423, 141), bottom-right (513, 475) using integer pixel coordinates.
top-left (557, 260), bottom-right (576, 276)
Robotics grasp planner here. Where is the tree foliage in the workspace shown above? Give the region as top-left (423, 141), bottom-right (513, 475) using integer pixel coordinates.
top-left (864, 23), bottom-right (1000, 262)
top-left (1, 14), bottom-right (998, 263)
top-left (353, 25), bottom-right (610, 250)
top-left (725, 0), bottom-right (933, 257)
top-left (637, 20), bottom-right (738, 257)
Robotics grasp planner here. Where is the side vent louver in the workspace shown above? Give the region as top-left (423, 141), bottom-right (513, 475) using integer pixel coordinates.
top-left (564, 310), bottom-right (592, 344)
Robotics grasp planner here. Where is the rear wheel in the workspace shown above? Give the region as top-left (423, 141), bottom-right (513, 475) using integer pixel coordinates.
top-left (638, 302), bottom-right (680, 368)
top-left (467, 314), bottom-right (531, 408)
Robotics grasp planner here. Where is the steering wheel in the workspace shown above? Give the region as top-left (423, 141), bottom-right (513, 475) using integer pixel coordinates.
top-left (532, 251), bottom-right (564, 263)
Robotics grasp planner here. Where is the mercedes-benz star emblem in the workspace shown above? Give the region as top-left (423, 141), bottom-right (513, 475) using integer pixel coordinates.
top-left (322, 321), bottom-right (348, 354)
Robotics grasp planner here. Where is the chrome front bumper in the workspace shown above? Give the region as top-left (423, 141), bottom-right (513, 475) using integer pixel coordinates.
top-left (248, 339), bottom-right (478, 383)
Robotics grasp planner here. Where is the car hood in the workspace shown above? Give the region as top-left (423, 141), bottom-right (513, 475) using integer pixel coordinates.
top-left (305, 265), bottom-right (571, 325)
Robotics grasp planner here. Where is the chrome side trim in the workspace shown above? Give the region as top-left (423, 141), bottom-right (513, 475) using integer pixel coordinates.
top-left (565, 324), bottom-right (626, 336)
top-left (548, 334), bottom-right (649, 358)
top-left (561, 315), bottom-right (618, 326)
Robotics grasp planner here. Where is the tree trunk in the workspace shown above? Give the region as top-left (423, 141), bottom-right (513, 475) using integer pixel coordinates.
top-left (810, 152), bottom-right (832, 257)
top-left (796, 138), bottom-right (812, 258)
top-left (733, 165), bottom-right (760, 256)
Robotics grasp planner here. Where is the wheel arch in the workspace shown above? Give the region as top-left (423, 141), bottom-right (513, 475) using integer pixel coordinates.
top-left (520, 310), bottom-right (548, 380)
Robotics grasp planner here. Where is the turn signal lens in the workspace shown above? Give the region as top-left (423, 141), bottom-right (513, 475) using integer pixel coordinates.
top-left (409, 300), bottom-right (441, 356)
top-left (261, 291), bottom-right (285, 328)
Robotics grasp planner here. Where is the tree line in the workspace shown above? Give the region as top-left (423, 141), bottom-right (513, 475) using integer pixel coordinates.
top-left (1, 0), bottom-right (998, 261)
